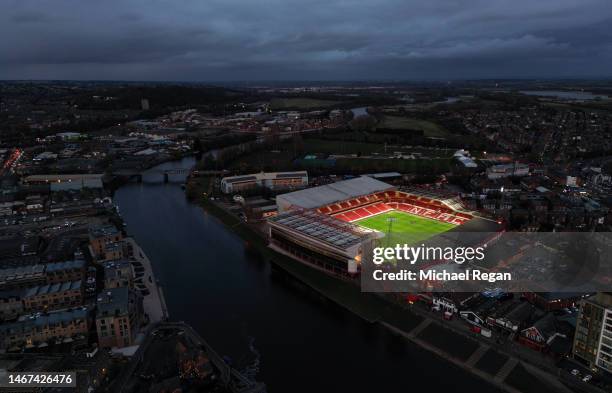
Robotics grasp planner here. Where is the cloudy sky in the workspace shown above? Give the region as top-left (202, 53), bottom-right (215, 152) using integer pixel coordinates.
top-left (1, 0), bottom-right (612, 81)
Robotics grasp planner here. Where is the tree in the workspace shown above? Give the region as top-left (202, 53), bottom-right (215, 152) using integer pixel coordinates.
top-left (349, 115), bottom-right (377, 132)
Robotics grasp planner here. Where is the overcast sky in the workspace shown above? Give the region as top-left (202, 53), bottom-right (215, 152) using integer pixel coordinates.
top-left (1, 0), bottom-right (612, 81)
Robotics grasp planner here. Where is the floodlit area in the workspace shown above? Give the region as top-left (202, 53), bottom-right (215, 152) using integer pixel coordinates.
top-left (355, 210), bottom-right (455, 246)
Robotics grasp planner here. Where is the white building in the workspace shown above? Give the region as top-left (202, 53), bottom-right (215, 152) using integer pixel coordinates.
top-left (220, 171), bottom-right (308, 194)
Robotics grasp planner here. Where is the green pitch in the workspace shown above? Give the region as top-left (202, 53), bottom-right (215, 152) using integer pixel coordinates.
top-left (355, 210), bottom-right (455, 246)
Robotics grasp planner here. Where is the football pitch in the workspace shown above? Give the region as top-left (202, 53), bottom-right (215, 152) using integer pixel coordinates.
top-left (355, 210), bottom-right (455, 246)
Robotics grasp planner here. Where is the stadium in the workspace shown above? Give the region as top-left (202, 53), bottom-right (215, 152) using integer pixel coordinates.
top-left (268, 177), bottom-right (503, 279)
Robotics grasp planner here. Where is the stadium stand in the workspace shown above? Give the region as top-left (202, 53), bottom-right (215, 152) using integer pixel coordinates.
top-left (316, 189), bottom-right (473, 226)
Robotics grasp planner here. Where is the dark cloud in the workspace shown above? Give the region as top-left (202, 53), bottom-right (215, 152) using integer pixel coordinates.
top-left (1, 0), bottom-right (611, 80)
top-left (10, 10), bottom-right (52, 24)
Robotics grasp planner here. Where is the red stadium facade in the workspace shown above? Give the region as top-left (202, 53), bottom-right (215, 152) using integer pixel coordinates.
top-left (316, 190), bottom-right (473, 226)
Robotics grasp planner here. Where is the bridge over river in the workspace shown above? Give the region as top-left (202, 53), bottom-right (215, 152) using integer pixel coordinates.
top-left (113, 167), bottom-right (191, 183)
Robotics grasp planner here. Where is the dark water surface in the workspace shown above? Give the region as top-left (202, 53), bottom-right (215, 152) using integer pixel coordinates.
top-left (114, 158), bottom-right (500, 393)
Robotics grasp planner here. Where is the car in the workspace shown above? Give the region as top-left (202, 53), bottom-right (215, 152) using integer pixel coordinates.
top-left (571, 369), bottom-right (580, 376)
top-left (582, 375), bottom-right (592, 382)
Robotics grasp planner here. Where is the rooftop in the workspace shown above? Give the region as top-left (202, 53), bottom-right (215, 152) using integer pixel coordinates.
top-left (89, 224), bottom-right (120, 239)
top-left (103, 260), bottom-right (132, 279)
top-left (222, 171), bottom-right (308, 184)
top-left (269, 209), bottom-right (373, 250)
top-left (23, 174), bottom-right (104, 182)
top-left (97, 287), bottom-right (130, 318)
top-left (0, 264), bottom-right (45, 283)
top-left (0, 261), bottom-right (85, 284)
top-left (46, 260), bottom-right (85, 273)
top-left (277, 176), bottom-right (393, 209)
top-left (0, 308), bottom-right (88, 335)
top-left (24, 281), bottom-right (81, 298)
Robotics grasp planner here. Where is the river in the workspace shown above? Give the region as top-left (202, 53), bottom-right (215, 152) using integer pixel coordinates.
top-left (114, 157), bottom-right (500, 393)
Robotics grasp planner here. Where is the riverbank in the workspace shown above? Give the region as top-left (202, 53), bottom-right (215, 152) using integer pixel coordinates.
top-left (126, 237), bottom-right (169, 323)
top-left (189, 181), bottom-right (573, 393)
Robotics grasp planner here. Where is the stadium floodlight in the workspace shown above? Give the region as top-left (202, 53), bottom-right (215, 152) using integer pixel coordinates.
top-left (386, 217), bottom-right (397, 246)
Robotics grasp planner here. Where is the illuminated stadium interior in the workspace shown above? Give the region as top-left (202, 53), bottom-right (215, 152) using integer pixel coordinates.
top-left (355, 210), bottom-right (456, 246)
top-left (313, 189), bottom-right (475, 247)
top-left (268, 179), bottom-right (500, 279)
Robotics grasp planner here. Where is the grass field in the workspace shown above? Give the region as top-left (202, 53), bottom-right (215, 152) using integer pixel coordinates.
top-left (355, 210), bottom-right (455, 246)
top-left (378, 115), bottom-right (449, 138)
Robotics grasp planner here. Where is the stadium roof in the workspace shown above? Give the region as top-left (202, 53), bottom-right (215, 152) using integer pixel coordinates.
top-left (269, 209), bottom-right (373, 250)
top-left (277, 176), bottom-right (393, 209)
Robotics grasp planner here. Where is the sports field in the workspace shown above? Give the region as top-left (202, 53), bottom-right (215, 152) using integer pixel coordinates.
top-left (355, 210), bottom-right (455, 246)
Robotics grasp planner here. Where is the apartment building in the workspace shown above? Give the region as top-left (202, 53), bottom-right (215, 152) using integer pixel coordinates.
top-left (0, 308), bottom-right (89, 350)
top-left (22, 281), bottom-right (83, 313)
top-left (95, 287), bottom-right (142, 348)
top-left (89, 224), bottom-right (123, 259)
top-left (573, 292), bottom-right (612, 374)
